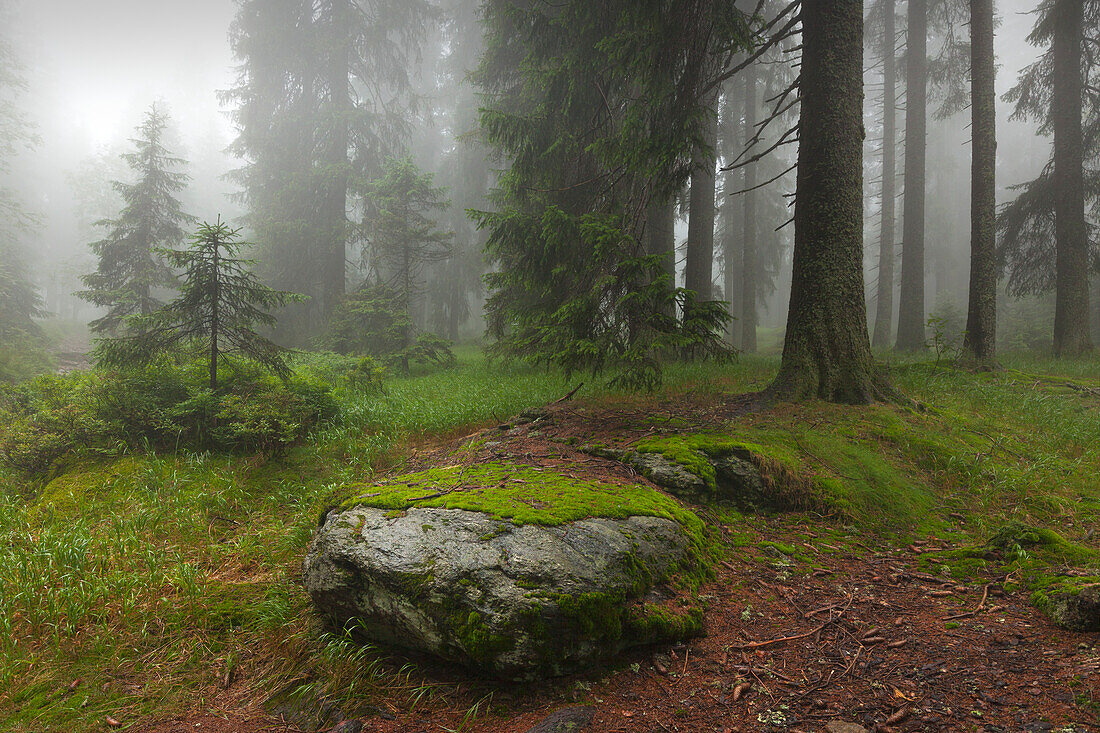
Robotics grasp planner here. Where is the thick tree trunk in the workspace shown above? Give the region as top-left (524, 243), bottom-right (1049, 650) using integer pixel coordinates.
top-left (685, 109), bottom-right (718, 307)
top-left (646, 197), bottom-right (677, 316)
top-left (769, 0), bottom-right (883, 404)
top-left (741, 63), bottom-right (758, 353)
top-left (321, 0), bottom-right (351, 323)
top-left (872, 0), bottom-right (897, 348)
top-left (962, 0), bottom-right (997, 364)
top-left (1051, 0), bottom-right (1093, 357)
top-left (896, 0), bottom-right (928, 351)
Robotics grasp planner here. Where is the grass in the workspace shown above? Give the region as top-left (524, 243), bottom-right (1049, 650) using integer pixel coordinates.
top-left (1, 346), bottom-right (1098, 731)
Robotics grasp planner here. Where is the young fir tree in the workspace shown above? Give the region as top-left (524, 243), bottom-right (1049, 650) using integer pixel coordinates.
top-left (362, 156), bottom-right (453, 373)
top-left (475, 0), bottom-right (752, 389)
top-left (999, 0), bottom-right (1099, 356)
top-left (79, 105), bottom-right (191, 334)
top-left (769, 0), bottom-right (887, 403)
top-left (96, 219), bottom-right (304, 390)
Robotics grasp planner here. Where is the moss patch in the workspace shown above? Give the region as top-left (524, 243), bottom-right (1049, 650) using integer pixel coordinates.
top-left (338, 462), bottom-right (705, 542)
top-left (921, 522), bottom-right (1100, 628)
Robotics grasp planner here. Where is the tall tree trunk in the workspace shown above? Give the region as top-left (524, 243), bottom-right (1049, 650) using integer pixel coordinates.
top-left (722, 174), bottom-right (743, 347)
top-left (1091, 276), bottom-right (1100, 344)
top-left (322, 0), bottom-right (351, 323)
top-left (1051, 0), bottom-right (1093, 357)
top-left (741, 62), bottom-right (758, 353)
top-left (685, 109), bottom-right (718, 308)
top-left (962, 0), bottom-right (997, 364)
top-left (872, 0), bottom-right (897, 348)
top-left (769, 0), bottom-right (883, 404)
top-left (896, 0), bottom-right (928, 351)
top-left (646, 197), bottom-right (677, 317)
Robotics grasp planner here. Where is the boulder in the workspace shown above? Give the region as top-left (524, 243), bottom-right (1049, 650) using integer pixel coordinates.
top-left (1038, 584), bottom-right (1100, 632)
top-left (303, 505), bottom-right (702, 679)
top-left (589, 441), bottom-right (769, 507)
top-left (628, 452), bottom-right (710, 500)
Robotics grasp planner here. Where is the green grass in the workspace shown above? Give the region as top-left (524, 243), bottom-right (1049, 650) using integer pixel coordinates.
top-left (1, 346), bottom-right (1098, 731)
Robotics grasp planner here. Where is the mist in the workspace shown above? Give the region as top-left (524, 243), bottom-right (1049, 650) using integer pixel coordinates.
top-left (0, 0), bottom-right (1093, 361)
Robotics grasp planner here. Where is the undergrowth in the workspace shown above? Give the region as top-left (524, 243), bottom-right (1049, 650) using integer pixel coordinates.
top-left (0, 348), bottom-right (1097, 730)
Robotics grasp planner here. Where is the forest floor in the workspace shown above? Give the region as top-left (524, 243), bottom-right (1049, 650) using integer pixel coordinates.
top-left (134, 388), bottom-right (1099, 733)
top-left (3, 351), bottom-right (1099, 733)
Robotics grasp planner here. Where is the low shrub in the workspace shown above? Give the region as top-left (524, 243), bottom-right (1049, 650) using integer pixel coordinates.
top-left (0, 358), bottom-right (338, 477)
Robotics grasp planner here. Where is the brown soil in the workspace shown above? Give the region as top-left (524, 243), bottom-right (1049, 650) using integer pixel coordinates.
top-left (135, 401), bottom-right (1100, 733)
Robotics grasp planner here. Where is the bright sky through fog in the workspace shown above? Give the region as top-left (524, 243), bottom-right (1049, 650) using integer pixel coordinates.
top-left (19, 0), bottom-right (237, 149)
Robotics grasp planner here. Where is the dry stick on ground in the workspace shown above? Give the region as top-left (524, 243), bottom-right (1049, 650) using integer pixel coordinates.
top-left (731, 622), bottom-right (828, 650)
top-left (942, 583), bottom-right (992, 621)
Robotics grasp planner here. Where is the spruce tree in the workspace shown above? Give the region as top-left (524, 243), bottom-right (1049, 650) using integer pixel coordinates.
top-left (79, 105), bottom-right (191, 334)
top-left (362, 157), bottom-right (453, 373)
top-left (0, 0), bottom-right (41, 340)
top-left (769, 0), bottom-right (886, 403)
top-left (0, 245), bottom-right (43, 339)
top-left (962, 0), bottom-right (997, 365)
top-left (96, 219), bottom-right (304, 389)
top-left (870, 0), bottom-right (898, 349)
top-left (474, 0), bottom-right (751, 389)
top-left (999, 0), bottom-right (1099, 356)
top-left (223, 0), bottom-right (431, 342)
top-left (896, 0), bottom-right (930, 351)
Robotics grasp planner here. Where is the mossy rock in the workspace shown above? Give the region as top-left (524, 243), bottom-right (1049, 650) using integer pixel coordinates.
top-left (305, 466), bottom-right (708, 679)
top-left (924, 523), bottom-right (1100, 631)
top-left (593, 434), bottom-right (832, 513)
top-left (1032, 582), bottom-right (1100, 632)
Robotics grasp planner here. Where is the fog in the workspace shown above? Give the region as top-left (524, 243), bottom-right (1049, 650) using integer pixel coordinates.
top-left (0, 0), bottom-right (1082, 354)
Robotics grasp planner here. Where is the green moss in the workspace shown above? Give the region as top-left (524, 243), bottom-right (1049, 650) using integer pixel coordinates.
top-left (551, 592), bottom-right (704, 648)
top-left (626, 604), bottom-right (704, 643)
top-left (758, 541), bottom-right (798, 556)
top-left (633, 434), bottom-right (760, 490)
top-left (554, 592), bottom-right (625, 642)
top-left (337, 462), bottom-right (706, 545)
top-left (451, 611), bottom-right (514, 666)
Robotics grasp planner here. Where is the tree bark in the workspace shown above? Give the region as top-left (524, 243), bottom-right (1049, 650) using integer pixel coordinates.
top-left (872, 0), bottom-right (897, 348)
top-left (896, 0), bottom-right (928, 351)
top-left (962, 0), bottom-right (997, 364)
top-left (769, 0), bottom-right (883, 404)
top-left (646, 197), bottom-right (677, 318)
top-left (321, 0), bottom-right (351, 323)
top-left (741, 62), bottom-right (758, 353)
top-left (685, 107), bottom-right (718, 307)
top-left (1051, 0), bottom-right (1093, 357)
top-left (722, 172), bottom-right (743, 347)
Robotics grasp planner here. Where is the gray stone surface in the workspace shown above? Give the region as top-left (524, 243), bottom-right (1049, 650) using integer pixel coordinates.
top-left (1041, 584), bottom-right (1100, 632)
top-left (623, 449), bottom-right (767, 507)
top-left (523, 706), bottom-right (594, 733)
top-left (303, 506), bottom-right (695, 679)
top-left (629, 452), bottom-right (710, 500)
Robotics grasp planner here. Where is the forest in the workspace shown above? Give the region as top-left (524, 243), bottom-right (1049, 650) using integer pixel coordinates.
top-left (0, 0), bottom-right (1098, 731)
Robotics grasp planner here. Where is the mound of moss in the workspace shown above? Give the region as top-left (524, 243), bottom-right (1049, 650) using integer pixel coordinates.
top-left (922, 522), bottom-right (1100, 631)
top-left (336, 461), bottom-right (705, 540)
